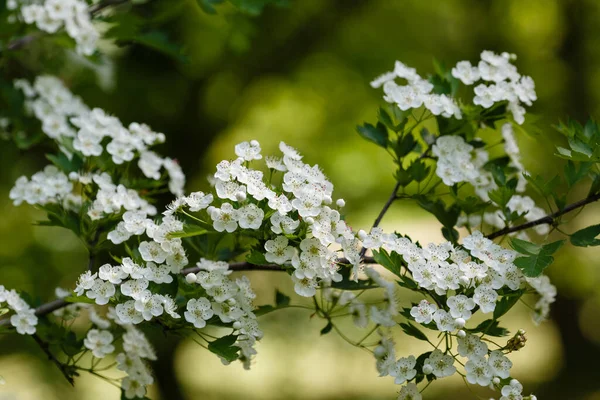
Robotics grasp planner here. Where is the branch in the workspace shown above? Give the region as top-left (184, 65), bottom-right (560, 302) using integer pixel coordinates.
top-left (32, 334), bottom-right (75, 386)
top-left (487, 192), bottom-right (600, 240)
top-left (0, 257), bottom-right (377, 326)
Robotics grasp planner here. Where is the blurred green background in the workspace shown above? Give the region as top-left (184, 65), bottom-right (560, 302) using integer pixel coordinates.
top-left (1, 0), bottom-right (600, 399)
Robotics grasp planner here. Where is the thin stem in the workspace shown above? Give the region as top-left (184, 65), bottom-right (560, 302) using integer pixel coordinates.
top-left (487, 191), bottom-right (600, 239)
top-left (32, 334), bottom-right (74, 386)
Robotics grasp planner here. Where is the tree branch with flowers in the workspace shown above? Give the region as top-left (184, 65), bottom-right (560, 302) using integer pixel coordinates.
top-left (1, 2), bottom-right (600, 400)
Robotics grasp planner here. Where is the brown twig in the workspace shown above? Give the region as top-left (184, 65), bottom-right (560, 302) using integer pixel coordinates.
top-left (31, 334), bottom-right (75, 386)
top-left (487, 192), bottom-right (600, 239)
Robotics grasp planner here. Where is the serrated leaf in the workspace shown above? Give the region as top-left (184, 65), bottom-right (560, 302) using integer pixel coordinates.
top-left (399, 322), bottom-right (428, 341)
top-left (275, 290), bottom-right (290, 307)
top-left (395, 133), bottom-right (416, 158)
top-left (510, 238), bottom-right (542, 256)
top-left (246, 250), bottom-right (268, 265)
top-left (356, 122), bottom-right (388, 148)
top-left (570, 224), bottom-right (600, 247)
top-left (372, 249), bottom-right (402, 276)
top-left (493, 291), bottom-right (524, 319)
top-left (466, 319), bottom-right (509, 337)
top-left (167, 225), bottom-right (209, 239)
top-left (513, 240), bottom-right (565, 277)
top-left (208, 335), bottom-right (239, 362)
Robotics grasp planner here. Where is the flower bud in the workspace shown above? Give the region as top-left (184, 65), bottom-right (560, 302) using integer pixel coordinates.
top-left (492, 377), bottom-right (500, 385)
top-left (422, 364), bottom-right (433, 375)
top-left (305, 217), bottom-right (314, 224)
top-left (336, 199), bottom-right (346, 208)
top-left (250, 140), bottom-right (259, 146)
top-left (454, 318), bottom-right (466, 329)
top-left (373, 345), bottom-right (386, 358)
top-left (235, 191), bottom-right (247, 202)
top-left (323, 196), bottom-right (332, 205)
top-left (358, 230), bottom-right (367, 240)
top-left (185, 273), bottom-right (197, 284)
top-left (457, 329), bottom-right (466, 338)
top-left (233, 321), bottom-right (242, 329)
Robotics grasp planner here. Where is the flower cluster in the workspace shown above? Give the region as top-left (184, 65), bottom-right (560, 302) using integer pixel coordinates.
top-left (0, 285), bottom-right (38, 335)
top-left (14, 76), bottom-right (184, 196)
top-left (371, 61), bottom-right (462, 119)
top-left (160, 140), bottom-right (354, 297)
top-left (9, 165), bottom-right (72, 206)
top-left (185, 260), bottom-right (262, 368)
top-left (8, 0), bottom-right (98, 55)
top-left (451, 51), bottom-right (537, 124)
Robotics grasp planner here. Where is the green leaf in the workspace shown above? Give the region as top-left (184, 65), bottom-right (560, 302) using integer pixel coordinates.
top-left (396, 275), bottom-right (418, 290)
top-left (466, 319), bottom-right (509, 337)
top-left (510, 238), bottom-right (542, 256)
top-left (64, 295), bottom-right (96, 305)
top-left (399, 322), bottom-right (429, 341)
top-left (246, 250), bottom-right (268, 265)
top-left (46, 153), bottom-right (83, 174)
top-left (513, 240), bottom-right (565, 277)
top-left (570, 224), bottom-right (600, 247)
top-left (372, 249), bottom-right (402, 276)
top-left (275, 290), bottom-right (290, 307)
top-left (167, 224), bottom-right (209, 239)
top-left (415, 196), bottom-right (460, 230)
top-left (488, 187), bottom-right (515, 208)
top-left (61, 331), bottom-right (83, 357)
top-left (320, 322), bottom-right (333, 335)
top-left (254, 305), bottom-right (275, 316)
top-left (524, 173), bottom-right (560, 196)
top-left (394, 165), bottom-right (413, 187)
top-left (208, 335), bottom-right (240, 362)
top-left (395, 133), bottom-right (416, 158)
top-left (408, 159), bottom-right (429, 182)
top-left (564, 161), bottom-right (592, 188)
top-left (493, 291), bottom-right (524, 319)
top-left (356, 122), bottom-right (388, 148)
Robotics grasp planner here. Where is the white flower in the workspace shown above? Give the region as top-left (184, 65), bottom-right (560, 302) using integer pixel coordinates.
top-left (75, 271), bottom-right (97, 296)
top-left (138, 241), bottom-right (168, 264)
top-left (457, 334), bottom-right (488, 358)
top-left (134, 294), bottom-right (165, 321)
top-left (235, 140), bottom-right (262, 161)
top-left (120, 279), bottom-right (150, 301)
top-left (122, 377), bottom-right (147, 399)
top-left (115, 301), bottom-right (144, 325)
top-left (388, 356), bottom-right (417, 385)
top-left (237, 204), bottom-right (264, 230)
top-left (488, 350), bottom-right (513, 379)
top-left (465, 355), bottom-right (493, 386)
top-left (84, 329), bottom-right (115, 358)
top-left (209, 203), bottom-right (239, 232)
top-left (473, 285), bottom-right (498, 313)
top-left (432, 309), bottom-right (456, 332)
top-left (86, 279), bottom-right (116, 305)
top-left (446, 295), bottom-right (476, 320)
top-left (184, 298), bottom-right (214, 328)
top-left (121, 258), bottom-right (145, 279)
top-left (184, 191), bottom-right (213, 211)
top-left (500, 379), bottom-right (524, 400)
top-left (270, 212), bottom-right (299, 234)
top-left (410, 300), bottom-right (437, 324)
top-left (10, 310), bottom-right (38, 335)
top-left (423, 349), bottom-right (455, 378)
top-left (264, 236), bottom-right (295, 264)
top-left (143, 262), bottom-right (173, 284)
top-left (451, 60), bottom-right (480, 85)
top-left (162, 295), bottom-right (181, 319)
top-left (98, 264), bottom-right (128, 284)
top-left (291, 275), bottom-right (318, 297)
top-left (397, 383), bottom-right (422, 400)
